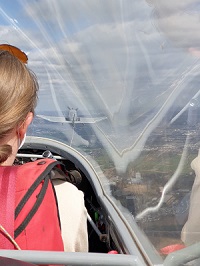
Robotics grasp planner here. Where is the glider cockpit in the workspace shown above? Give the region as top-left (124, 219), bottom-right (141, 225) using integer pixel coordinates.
top-left (1, 0), bottom-right (200, 265)
top-left (5, 136), bottom-right (147, 266)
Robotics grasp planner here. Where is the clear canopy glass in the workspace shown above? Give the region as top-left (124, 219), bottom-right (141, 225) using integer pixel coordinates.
top-left (1, 0), bottom-right (200, 263)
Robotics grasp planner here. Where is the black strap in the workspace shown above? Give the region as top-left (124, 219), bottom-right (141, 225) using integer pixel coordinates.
top-left (15, 160), bottom-right (60, 218)
top-left (14, 175), bottom-right (49, 238)
top-left (14, 160), bottom-right (61, 239)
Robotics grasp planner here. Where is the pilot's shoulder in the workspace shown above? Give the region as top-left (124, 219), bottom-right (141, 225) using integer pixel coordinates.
top-left (53, 177), bottom-right (84, 199)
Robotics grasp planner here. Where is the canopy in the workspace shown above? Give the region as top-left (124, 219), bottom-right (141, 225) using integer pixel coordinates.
top-left (1, 0), bottom-right (200, 263)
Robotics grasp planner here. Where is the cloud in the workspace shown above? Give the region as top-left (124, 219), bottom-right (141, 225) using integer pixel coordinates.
top-left (147, 1), bottom-right (200, 49)
top-left (0, 0), bottom-right (199, 171)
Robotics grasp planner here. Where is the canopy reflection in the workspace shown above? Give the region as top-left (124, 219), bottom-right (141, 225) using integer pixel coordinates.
top-left (0, 0), bottom-right (200, 264)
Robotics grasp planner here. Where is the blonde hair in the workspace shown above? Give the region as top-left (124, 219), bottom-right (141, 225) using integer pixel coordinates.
top-left (0, 50), bottom-right (38, 163)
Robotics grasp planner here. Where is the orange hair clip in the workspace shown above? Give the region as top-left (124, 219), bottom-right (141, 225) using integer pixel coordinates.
top-left (0, 44), bottom-right (28, 64)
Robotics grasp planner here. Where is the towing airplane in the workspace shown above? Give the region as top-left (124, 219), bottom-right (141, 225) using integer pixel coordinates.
top-left (37, 108), bottom-right (107, 127)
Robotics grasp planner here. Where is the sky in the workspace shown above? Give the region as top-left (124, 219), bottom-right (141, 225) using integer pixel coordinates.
top-left (0, 0), bottom-right (200, 171)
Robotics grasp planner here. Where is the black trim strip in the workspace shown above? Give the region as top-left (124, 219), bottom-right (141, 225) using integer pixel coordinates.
top-left (15, 160), bottom-right (59, 219)
top-left (14, 176), bottom-right (49, 238)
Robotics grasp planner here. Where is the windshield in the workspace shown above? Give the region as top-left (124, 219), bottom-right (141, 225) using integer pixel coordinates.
top-left (1, 0), bottom-right (200, 263)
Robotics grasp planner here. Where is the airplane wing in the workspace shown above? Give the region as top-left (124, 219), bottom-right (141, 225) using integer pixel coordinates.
top-left (77, 117), bottom-right (107, 123)
top-left (37, 115), bottom-right (107, 124)
top-left (37, 115), bottom-right (66, 123)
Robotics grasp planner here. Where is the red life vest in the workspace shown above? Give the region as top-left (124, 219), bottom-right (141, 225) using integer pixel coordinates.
top-left (0, 159), bottom-right (64, 251)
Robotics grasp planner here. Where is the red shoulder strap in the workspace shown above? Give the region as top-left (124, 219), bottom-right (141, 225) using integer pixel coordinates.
top-left (0, 159), bottom-right (59, 250)
top-left (15, 159), bottom-right (60, 238)
top-left (0, 166), bottom-right (16, 249)
top-left (15, 159), bottom-right (64, 251)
